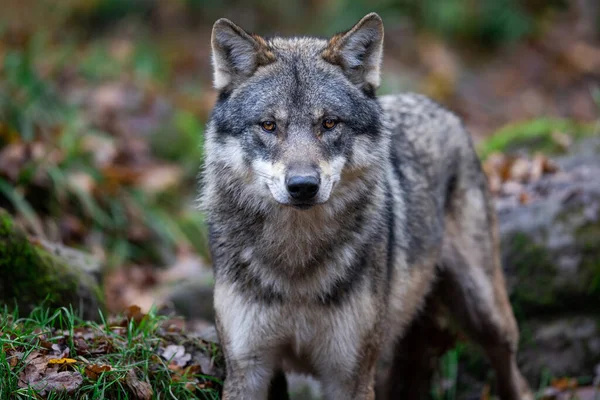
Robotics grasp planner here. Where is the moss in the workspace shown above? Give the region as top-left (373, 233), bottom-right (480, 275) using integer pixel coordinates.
top-left (505, 232), bottom-right (559, 315)
top-left (506, 208), bottom-right (600, 317)
top-left (0, 208), bottom-right (103, 319)
top-left (477, 118), bottom-right (595, 160)
top-left (575, 217), bottom-right (600, 296)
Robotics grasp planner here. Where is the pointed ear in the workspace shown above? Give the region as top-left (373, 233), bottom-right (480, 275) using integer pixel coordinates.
top-left (322, 13), bottom-right (384, 93)
top-left (211, 18), bottom-right (276, 90)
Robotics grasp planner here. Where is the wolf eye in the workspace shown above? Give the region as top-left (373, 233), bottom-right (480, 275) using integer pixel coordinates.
top-left (322, 119), bottom-right (337, 130)
top-left (260, 121), bottom-right (276, 133)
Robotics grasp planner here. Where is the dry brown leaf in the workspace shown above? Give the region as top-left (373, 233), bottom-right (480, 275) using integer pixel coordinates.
top-left (138, 164), bottom-right (183, 194)
top-left (126, 369), bottom-right (153, 400)
top-left (101, 165), bottom-right (142, 194)
top-left (18, 352), bottom-right (49, 388)
top-left (551, 377), bottom-right (578, 391)
top-left (563, 41), bottom-right (600, 73)
top-left (530, 154), bottom-right (545, 181)
top-left (32, 369), bottom-right (83, 396)
top-left (7, 351), bottom-right (21, 367)
top-left (84, 364), bottom-right (112, 381)
top-left (542, 157), bottom-right (559, 174)
top-left (18, 352), bottom-right (83, 395)
top-left (519, 192), bottom-right (531, 205)
top-left (509, 157), bottom-right (530, 183)
top-left (123, 305), bottom-right (146, 325)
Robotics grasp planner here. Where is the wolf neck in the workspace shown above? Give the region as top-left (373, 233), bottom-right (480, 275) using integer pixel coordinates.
top-left (214, 167), bottom-right (386, 273)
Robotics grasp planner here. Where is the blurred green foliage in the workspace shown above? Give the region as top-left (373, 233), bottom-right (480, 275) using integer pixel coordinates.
top-left (477, 118), bottom-right (596, 159)
top-left (41, 0), bottom-right (567, 46)
top-left (0, 0), bottom-right (590, 269)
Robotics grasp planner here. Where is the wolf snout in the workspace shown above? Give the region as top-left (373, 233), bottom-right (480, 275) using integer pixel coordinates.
top-left (285, 173), bottom-right (320, 201)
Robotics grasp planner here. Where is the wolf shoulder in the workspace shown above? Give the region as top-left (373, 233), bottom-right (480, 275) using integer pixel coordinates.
top-left (380, 92), bottom-right (477, 185)
top-left (380, 92), bottom-right (473, 155)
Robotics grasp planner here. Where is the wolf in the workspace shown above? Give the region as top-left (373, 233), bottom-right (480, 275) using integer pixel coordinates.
top-left (201, 12), bottom-right (533, 400)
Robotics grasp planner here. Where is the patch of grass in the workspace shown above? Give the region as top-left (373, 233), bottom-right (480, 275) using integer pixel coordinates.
top-left (432, 344), bottom-right (464, 400)
top-left (477, 118), bottom-right (596, 160)
top-left (0, 305), bottom-right (222, 399)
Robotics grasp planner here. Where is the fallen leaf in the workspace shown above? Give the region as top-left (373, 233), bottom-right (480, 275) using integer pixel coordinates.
top-left (123, 305), bottom-right (146, 325)
top-left (18, 352), bottom-right (49, 388)
top-left (542, 157), bottom-right (559, 174)
top-left (7, 351), bottom-right (21, 367)
top-left (509, 157), bottom-right (530, 183)
top-left (84, 364), bottom-right (112, 381)
top-left (51, 343), bottom-right (70, 359)
top-left (31, 369), bottom-right (83, 396)
top-left (138, 164), bottom-right (183, 194)
top-left (551, 377), bottom-right (578, 391)
top-left (519, 192), bottom-right (531, 205)
top-left (18, 352), bottom-right (83, 395)
top-left (126, 369), bottom-right (153, 400)
top-left (160, 344), bottom-right (191, 367)
top-left (48, 358), bottom-right (77, 365)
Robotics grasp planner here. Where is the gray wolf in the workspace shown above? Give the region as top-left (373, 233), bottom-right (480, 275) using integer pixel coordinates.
top-left (201, 12), bottom-right (532, 400)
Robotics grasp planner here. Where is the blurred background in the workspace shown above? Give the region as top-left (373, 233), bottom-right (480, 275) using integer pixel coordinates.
top-left (0, 0), bottom-right (599, 399)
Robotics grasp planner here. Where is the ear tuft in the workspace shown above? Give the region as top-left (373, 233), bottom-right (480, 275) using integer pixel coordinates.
top-left (322, 13), bottom-right (384, 93)
top-left (211, 18), bottom-right (275, 90)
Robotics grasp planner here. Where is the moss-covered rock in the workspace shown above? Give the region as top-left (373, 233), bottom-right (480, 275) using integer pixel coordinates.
top-left (0, 208), bottom-right (104, 319)
top-left (496, 136), bottom-right (600, 380)
top-left (497, 137), bottom-right (600, 316)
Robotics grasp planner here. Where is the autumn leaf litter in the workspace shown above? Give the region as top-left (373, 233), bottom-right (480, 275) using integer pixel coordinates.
top-left (1, 306), bottom-right (224, 398)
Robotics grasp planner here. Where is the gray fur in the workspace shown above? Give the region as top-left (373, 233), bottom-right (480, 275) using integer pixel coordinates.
top-left (201, 13), bottom-right (532, 400)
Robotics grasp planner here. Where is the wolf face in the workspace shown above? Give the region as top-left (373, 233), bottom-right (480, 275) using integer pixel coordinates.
top-left (206, 14), bottom-right (387, 210)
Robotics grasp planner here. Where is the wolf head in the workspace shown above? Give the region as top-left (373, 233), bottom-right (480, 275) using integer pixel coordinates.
top-left (204, 13), bottom-right (388, 212)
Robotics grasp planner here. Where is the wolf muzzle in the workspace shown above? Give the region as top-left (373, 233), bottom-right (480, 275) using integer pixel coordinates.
top-left (285, 168), bottom-right (320, 203)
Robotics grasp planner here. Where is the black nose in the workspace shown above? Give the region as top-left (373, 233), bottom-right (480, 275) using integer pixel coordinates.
top-left (286, 175), bottom-right (320, 201)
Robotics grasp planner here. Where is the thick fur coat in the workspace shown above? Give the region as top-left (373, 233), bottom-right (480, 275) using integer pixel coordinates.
top-left (201, 13), bottom-right (532, 400)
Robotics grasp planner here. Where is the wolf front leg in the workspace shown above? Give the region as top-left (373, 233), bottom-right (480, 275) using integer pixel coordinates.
top-left (317, 340), bottom-right (379, 400)
top-left (312, 306), bottom-right (382, 400)
top-left (214, 284), bottom-right (280, 400)
top-left (221, 356), bottom-right (274, 400)
top-left (217, 317), bottom-right (290, 400)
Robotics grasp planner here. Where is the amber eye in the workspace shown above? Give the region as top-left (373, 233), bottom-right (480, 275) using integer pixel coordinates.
top-left (322, 118), bottom-right (337, 130)
top-left (260, 121), bottom-right (276, 133)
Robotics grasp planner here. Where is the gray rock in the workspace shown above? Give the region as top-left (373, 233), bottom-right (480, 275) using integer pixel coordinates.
top-left (498, 136), bottom-right (600, 380)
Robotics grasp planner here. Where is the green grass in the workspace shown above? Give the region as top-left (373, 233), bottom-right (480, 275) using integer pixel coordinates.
top-left (477, 118), bottom-right (597, 160)
top-left (0, 305), bottom-right (222, 399)
top-left (431, 344), bottom-right (464, 400)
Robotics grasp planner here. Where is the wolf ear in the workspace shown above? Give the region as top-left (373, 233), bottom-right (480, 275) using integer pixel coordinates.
top-left (211, 18), bottom-right (276, 90)
top-left (322, 13), bottom-right (384, 93)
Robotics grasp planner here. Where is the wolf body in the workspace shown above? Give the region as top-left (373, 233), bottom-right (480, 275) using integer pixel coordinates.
top-left (202, 13), bottom-right (532, 400)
